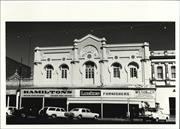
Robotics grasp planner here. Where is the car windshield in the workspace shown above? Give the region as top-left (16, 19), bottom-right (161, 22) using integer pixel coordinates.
top-left (71, 108), bottom-right (79, 111)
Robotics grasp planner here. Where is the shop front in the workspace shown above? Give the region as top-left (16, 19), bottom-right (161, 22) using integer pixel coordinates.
top-left (6, 89), bottom-right (17, 107)
top-left (20, 88), bottom-right (156, 118)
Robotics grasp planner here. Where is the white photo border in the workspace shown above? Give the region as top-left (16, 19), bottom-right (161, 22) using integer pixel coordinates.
top-left (1, 1), bottom-right (179, 129)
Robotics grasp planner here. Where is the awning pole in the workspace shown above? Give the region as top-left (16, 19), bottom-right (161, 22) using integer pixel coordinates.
top-left (101, 97), bottom-right (103, 119)
top-left (127, 98), bottom-right (130, 118)
top-left (42, 97), bottom-right (45, 108)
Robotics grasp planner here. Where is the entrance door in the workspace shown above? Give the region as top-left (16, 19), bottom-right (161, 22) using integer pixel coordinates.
top-left (169, 97), bottom-right (175, 116)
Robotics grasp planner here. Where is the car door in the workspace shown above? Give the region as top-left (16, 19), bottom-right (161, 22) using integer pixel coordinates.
top-left (86, 109), bottom-right (92, 118)
top-left (61, 108), bottom-right (66, 117)
top-left (55, 108), bottom-right (61, 117)
top-left (81, 109), bottom-right (87, 118)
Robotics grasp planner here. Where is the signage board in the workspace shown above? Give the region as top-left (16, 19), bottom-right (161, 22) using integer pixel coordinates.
top-left (21, 89), bottom-right (74, 97)
top-left (102, 90), bottom-right (155, 98)
top-left (80, 90), bottom-right (101, 96)
top-left (6, 90), bottom-right (17, 95)
top-left (102, 90), bottom-right (135, 98)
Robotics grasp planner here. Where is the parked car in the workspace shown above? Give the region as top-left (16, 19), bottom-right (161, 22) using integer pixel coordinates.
top-left (150, 109), bottom-right (169, 122)
top-left (65, 108), bottom-right (99, 119)
top-left (39, 107), bottom-right (67, 119)
top-left (6, 106), bottom-right (16, 117)
top-left (13, 107), bottom-right (39, 118)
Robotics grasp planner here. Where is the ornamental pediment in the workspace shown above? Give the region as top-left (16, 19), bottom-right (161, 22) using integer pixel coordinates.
top-left (74, 34), bottom-right (106, 43)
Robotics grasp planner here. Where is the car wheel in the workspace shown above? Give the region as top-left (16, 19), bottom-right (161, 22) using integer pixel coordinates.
top-left (164, 117), bottom-right (168, 123)
top-left (51, 114), bottom-right (57, 119)
top-left (93, 115), bottom-right (98, 120)
top-left (155, 118), bottom-right (159, 122)
top-left (77, 115), bottom-right (82, 119)
top-left (21, 113), bottom-right (26, 118)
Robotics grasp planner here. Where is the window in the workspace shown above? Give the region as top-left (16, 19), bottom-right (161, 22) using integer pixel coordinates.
top-left (45, 65), bottom-right (54, 79)
top-left (61, 108), bottom-right (65, 112)
top-left (157, 66), bottom-right (163, 79)
top-left (56, 108), bottom-right (61, 111)
top-left (85, 62), bottom-right (95, 79)
top-left (60, 64), bottom-right (69, 79)
top-left (49, 108), bottom-right (55, 111)
top-left (128, 62), bottom-right (139, 78)
top-left (171, 66), bottom-right (176, 78)
top-left (130, 67), bottom-right (137, 78)
top-left (112, 63), bottom-right (121, 78)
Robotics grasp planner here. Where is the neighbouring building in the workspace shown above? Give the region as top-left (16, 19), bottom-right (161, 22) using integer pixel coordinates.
top-left (6, 57), bottom-right (32, 108)
top-left (150, 50), bottom-right (176, 117)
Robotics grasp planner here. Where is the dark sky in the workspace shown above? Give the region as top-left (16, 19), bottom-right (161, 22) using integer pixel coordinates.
top-left (6, 22), bottom-right (175, 70)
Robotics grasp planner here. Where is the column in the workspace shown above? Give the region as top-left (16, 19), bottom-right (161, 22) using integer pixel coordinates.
top-left (151, 63), bottom-right (155, 79)
top-left (7, 96), bottom-right (10, 107)
top-left (165, 63), bottom-right (169, 79)
top-left (101, 40), bottom-right (108, 86)
top-left (42, 97), bottom-right (45, 108)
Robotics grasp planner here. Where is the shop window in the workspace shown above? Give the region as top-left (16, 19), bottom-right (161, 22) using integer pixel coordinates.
top-left (112, 63), bottom-right (122, 78)
top-left (44, 65), bottom-right (54, 79)
top-left (85, 62), bottom-right (95, 79)
top-left (157, 66), bottom-right (163, 79)
top-left (60, 64), bottom-right (69, 79)
top-left (171, 66), bottom-right (176, 78)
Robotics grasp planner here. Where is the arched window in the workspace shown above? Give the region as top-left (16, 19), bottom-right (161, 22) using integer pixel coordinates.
top-left (85, 62), bottom-right (95, 79)
top-left (112, 63), bottom-right (122, 78)
top-left (157, 66), bottom-right (163, 79)
top-left (60, 64), bottom-right (69, 79)
top-left (128, 62), bottom-right (139, 78)
top-left (44, 65), bottom-right (54, 79)
top-left (171, 66), bottom-right (176, 78)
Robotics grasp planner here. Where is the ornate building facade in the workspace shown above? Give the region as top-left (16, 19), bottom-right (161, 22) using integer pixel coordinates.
top-left (13, 34), bottom-right (175, 118)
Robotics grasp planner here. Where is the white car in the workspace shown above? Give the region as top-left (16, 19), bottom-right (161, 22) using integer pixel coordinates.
top-left (6, 106), bottom-right (16, 116)
top-left (150, 110), bottom-right (169, 122)
top-left (39, 107), bottom-right (67, 118)
top-left (66, 108), bottom-right (99, 119)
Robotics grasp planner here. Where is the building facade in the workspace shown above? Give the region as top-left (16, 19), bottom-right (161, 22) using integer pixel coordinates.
top-left (12, 34), bottom-right (175, 118)
top-left (21, 34), bottom-right (157, 118)
top-left (150, 50), bottom-right (176, 116)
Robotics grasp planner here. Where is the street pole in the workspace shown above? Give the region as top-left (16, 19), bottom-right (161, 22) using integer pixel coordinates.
top-left (101, 96), bottom-right (103, 119)
top-left (18, 57), bottom-right (23, 110)
top-left (127, 97), bottom-right (130, 118)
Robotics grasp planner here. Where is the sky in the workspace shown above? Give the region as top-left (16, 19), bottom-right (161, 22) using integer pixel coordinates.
top-left (6, 22), bottom-right (175, 70)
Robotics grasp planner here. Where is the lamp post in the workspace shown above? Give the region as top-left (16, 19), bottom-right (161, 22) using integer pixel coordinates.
top-left (17, 57), bottom-right (23, 110)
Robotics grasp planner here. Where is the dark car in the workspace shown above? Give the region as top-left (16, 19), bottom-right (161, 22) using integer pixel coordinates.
top-left (13, 107), bottom-right (39, 118)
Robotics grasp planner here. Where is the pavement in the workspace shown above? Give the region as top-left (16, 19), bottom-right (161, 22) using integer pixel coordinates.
top-left (6, 116), bottom-right (176, 124)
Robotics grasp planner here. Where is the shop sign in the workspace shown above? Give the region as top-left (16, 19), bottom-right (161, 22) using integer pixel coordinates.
top-left (6, 90), bottom-right (16, 95)
top-left (102, 90), bottom-right (135, 98)
top-left (135, 90), bottom-right (155, 98)
top-left (21, 89), bottom-right (74, 97)
top-left (80, 90), bottom-right (101, 96)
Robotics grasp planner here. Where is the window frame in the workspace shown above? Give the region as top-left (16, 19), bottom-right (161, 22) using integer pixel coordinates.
top-left (157, 66), bottom-right (163, 79)
top-left (60, 64), bottom-right (69, 79)
top-left (130, 66), bottom-right (138, 78)
top-left (171, 66), bottom-right (176, 79)
top-left (45, 65), bottom-right (54, 79)
top-left (85, 63), bottom-right (95, 79)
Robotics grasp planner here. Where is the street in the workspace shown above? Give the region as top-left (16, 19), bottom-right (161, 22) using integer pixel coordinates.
top-left (6, 117), bottom-right (175, 124)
